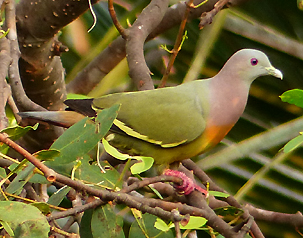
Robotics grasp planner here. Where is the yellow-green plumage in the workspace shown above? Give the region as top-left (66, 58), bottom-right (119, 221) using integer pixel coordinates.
top-left (92, 80), bottom-right (210, 147)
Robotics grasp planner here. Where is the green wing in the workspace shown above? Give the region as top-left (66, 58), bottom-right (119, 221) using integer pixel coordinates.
top-left (92, 81), bottom-right (209, 147)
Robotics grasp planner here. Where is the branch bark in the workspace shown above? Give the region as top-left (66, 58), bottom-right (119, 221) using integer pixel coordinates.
top-left (124, 0), bottom-right (169, 90)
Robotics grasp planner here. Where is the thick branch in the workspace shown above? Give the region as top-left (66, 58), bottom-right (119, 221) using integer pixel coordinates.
top-left (0, 28), bottom-right (11, 130)
top-left (124, 0), bottom-right (169, 90)
top-left (246, 204), bottom-right (303, 228)
top-left (6, 0), bottom-right (45, 112)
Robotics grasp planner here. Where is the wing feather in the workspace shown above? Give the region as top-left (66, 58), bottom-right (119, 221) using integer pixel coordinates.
top-left (92, 81), bottom-right (209, 147)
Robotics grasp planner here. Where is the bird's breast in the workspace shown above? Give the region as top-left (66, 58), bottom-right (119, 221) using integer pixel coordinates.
top-left (202, 123), bottom-right (234, 150)
top-left (209, 89), bottom-right (247, 127)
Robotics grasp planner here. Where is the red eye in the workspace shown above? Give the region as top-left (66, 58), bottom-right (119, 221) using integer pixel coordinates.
top-left (251, 58), bottom-right (258, 66)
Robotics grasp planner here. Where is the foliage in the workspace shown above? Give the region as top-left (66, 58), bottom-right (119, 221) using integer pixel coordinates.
top-left (0, 0), bottom-right (303, 237)
top-left (280, 89), bottom-right (303, 153)
top-left (0, 201), bottom-right (50, 238)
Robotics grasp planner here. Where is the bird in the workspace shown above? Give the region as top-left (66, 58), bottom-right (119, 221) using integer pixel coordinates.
top-left (19, 49), bottom-right (283, 173)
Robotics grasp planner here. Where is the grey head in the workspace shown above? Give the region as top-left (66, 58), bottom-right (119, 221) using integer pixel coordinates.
top-left (218, 49), bottom-right (283, 84)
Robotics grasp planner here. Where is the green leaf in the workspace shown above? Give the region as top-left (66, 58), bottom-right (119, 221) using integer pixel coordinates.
top-left (80, 209), bottom-right (94, 238)
top-left (0, 167), bottom-right (7, 179)
top-left (44, 162), bottom-right (75, 177)
top-left (102, 138), bottom-right (154, 174)
top-left (129, 213), bottom-right (174, 238)
top-left (67, 93), bottom-right (92, 99)
top-left (75, 156), bottom-right (121, 189)
top-left (31, 203), bottom-right (51, 215)
top-left (91, 204), bottom-right (124, 238)
top-left (209, 191), bottom-right (229, 198)
top-left (0, 160), bottom-right (29, 199)
top-left (154, 218), bottom-right (174, 232)
top-left (33, 149), bottom-right (60, 161)
top-left (102, 138), bottom-right (129, 160)
top-left (48, 186), bottom-right (71, 207)
top-left (0, 201), bottom-right (50, 238)
top-left (0, 124), bottom-right (38, 153)
top-left (0, 220), bottom-right (14, 236)
top-left (180, 216), bottom-right (207, 230)
top-left (0, 28), bottom-right (9, 38)
top-left (5, 162), bottom-right (34, 196)
top-left (1, 124), bottom-right (39, 140)
top-left (45, 105), bottom-right (119, 170)
top-left (29, 173), bottom-right (50, 184)
top-left (130, 156), bottom-right (154, 174)
top-left (282, 133), bottom-right (303, 153)
top-left (280, 89), bottom-right (303, 108)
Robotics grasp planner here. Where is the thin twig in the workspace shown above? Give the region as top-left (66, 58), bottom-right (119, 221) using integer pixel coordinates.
top-left (50, 226), bottom-right (75, 237)
top-left (121, 175), bottom-right (183, 193)
top-left (159, 0), bottom-right (195, 88)
top-left (174, 210), bottom-right (182, 238)
top-left (108, 0), bottom-right (126, 39)
top-left (0, 133), bottom-right (57, 181)
top-left (47, 198), bottom-right (104, 221)
top-left (5, 192), bottom-right (66, 211)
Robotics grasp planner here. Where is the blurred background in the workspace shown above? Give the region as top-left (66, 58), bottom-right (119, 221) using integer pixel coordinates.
top-left (60, 0), bottom-right (303, 237)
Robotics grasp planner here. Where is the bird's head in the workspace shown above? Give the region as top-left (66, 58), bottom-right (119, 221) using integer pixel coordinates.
top-left (222, 49), bottom-right (283, 83)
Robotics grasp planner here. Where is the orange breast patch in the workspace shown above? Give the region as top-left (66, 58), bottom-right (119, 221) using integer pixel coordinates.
top-left (197, 124), bottom-right (235, 153)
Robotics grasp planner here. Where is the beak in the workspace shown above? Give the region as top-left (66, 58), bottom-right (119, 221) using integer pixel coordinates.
top-left (265, 66), bottom-right (283, 79)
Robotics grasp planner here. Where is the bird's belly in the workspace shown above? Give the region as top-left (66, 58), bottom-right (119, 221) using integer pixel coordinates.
top-left (165, 123), bottom-right (234, 163)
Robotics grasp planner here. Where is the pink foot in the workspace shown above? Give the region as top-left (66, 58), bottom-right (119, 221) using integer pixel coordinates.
top-left (164, 169), bottom-right (208, 196)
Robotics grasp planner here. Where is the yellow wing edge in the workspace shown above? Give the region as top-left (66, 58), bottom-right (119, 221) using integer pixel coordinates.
top-left (113, 119), bottom-right (187, 148)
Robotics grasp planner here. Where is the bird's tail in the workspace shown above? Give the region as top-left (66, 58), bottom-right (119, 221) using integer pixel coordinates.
top-left (18, 111), bottom-right (86, 128)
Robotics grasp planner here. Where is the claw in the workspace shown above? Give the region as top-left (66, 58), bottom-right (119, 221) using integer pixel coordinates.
top-left (164, 169), bottom-right (208, 196)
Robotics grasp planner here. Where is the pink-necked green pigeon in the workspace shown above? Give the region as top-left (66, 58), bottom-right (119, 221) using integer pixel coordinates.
top-left (19, 49), bottom-right (283, 169)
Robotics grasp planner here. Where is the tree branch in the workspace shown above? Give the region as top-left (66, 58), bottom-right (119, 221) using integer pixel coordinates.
top-left (124, 0), bottom-right (169, 90)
